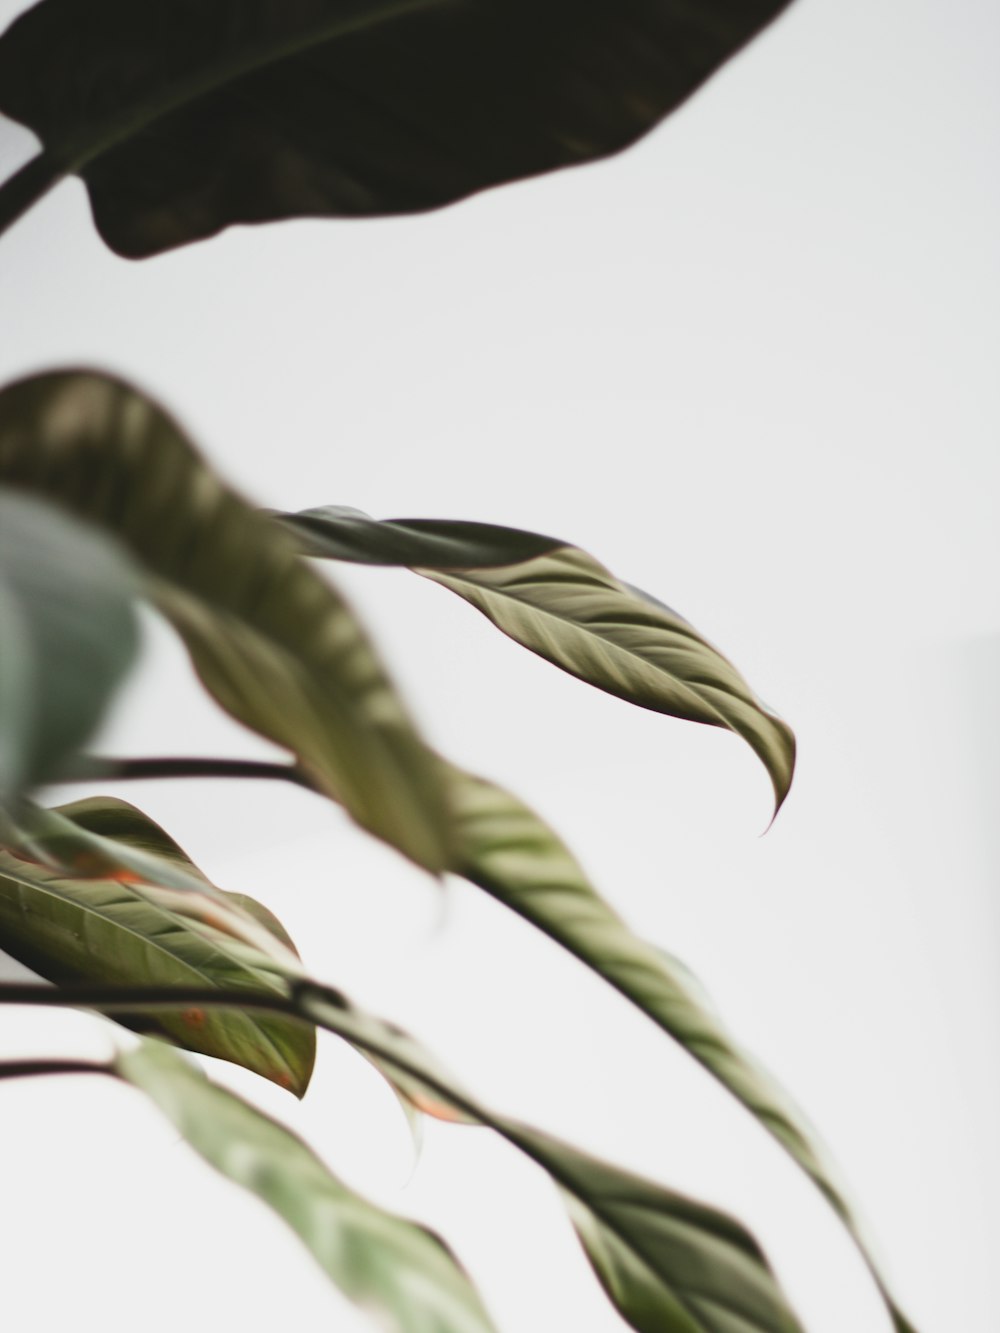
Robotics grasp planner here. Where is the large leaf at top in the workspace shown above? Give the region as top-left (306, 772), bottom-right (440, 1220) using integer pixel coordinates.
top-left (0, 0), bottom-right (794, 258)
top-left (117, 1041), bottom-right (497, 1333)
top-left (0, 372), bottom-right (453, 873)
top-left (0, 796), bottom-right (315, 1094)
top-left (0, 491), bottom-right (138, 802)
top-left (289, 983), bottom-right (804, 1333)
top-left (445, 767), bottom-right (916, 1333)
top-left (282, 507), bottom-right (795, 813)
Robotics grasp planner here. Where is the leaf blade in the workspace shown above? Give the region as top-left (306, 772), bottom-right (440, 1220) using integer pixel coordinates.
top-left (0, 0), bottom-right (794, 257)
top-left (0, 796), bottom-right (315, 1094)
top-left (116, 1040), bottom-right (498, 1333)
top-left (294, 983), bottom-right (804, 1333)
top-left (281, 507), bottom-right (795, 813)
top-left (0, 491), bottom-right (139, 801)
top-left (0, 372), bottom-right (453, 873)
top-left (447, 766), bottom-right (914, 1333)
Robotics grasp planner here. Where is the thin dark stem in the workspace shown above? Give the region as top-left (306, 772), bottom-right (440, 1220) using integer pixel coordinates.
top-left (63, 755), bottom-right (320, 793)
top-left (0, 151), bottom-right (65, 241)
top-left (0, 982), bottom-right (303, 1017)
top-left (0, 1058), bottom-right (112, 1082)
top-left (0, 980), bottom-right (478, 1118)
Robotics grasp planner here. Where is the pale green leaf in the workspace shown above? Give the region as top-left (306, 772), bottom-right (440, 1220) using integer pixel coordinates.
top-left (117, 1041), bottom-right (497, 1333)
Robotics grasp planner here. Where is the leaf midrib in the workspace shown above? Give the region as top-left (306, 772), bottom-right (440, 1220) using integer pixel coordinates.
top-left (0, 862), bottom-right (297, 1078)
top-left (423, 562), bottom-right (755, 734)
top-left (54, 0), bottom-right (451, 174)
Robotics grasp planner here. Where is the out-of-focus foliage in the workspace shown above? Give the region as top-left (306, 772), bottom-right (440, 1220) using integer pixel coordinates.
top-left (0, 492), bottom-right (138, 804)
top-left (0, 0), bottom-right (794, 257)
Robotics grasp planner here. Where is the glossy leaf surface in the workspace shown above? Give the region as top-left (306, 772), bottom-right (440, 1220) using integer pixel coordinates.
top-left (0, 372), bottom-right (452, 872)
top-left (117, 1041), bottom-right (497, 1333)
top-left (0, 0), bottom-right (793, 257)
top-left (283, 507), bottom-right (795, 813)
top-left (0, 491), bottom-right (138, 800)
top-left (0, 797), bottom-right (315, 1094)
top-left (448, 767), bottom-right (915, 1333)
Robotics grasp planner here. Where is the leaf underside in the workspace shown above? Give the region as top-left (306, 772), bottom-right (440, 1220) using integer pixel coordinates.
top-left (0, 0), bottom-right (794, 257)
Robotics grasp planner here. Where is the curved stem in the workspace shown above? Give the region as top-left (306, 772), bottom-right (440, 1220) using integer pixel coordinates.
top-left (0, 1058), bottom-right (112, 1082)
top-left (0, 151), bottom-right (65, 241)
top-left (63, 755), bottom-right (320, 793)
top-left (0, 979), bottom-right (474, 1115)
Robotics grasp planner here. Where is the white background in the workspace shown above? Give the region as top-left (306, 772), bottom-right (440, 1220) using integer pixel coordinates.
top-left (0, 1), bottom-right (997, 1330)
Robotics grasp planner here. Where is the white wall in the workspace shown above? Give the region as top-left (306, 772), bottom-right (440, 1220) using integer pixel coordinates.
top-left (0, 2), bottom-right (997, 1330)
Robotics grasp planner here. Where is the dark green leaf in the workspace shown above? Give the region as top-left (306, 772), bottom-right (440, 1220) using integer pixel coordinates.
top-left (446, 767), bottom-right (915, 1333)
top-left (117, 1040), bottom-right (498, 1333)
top-left (0, 372), bottom-right (453, 873)
top-left (0, 796), bottom-right (315, 1094)
top-left (282, 507), bottom-right (795, 813)
top-left (0, 0), bottom-right (794, 258)
top-left (0, 491), bottom-right (138, 801)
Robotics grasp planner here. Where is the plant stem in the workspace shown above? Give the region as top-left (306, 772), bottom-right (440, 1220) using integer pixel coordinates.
top-left (0, 1058), bottom-right (112, 1081)
top-left (0, 982), bottom-right (306, 1017)
top-left (64, 755), bottom-right (320, 793)
top-left (0, 151), bottom-right (64, 241)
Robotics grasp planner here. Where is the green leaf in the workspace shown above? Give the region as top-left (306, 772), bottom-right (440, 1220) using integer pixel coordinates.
top-left (0, 372), bottom-right (453, 874)
top-left (116, 1040), bottom-right (498, 1333)
top-left (293, 983), bottom-right (804, 1333)
top-left (534, 1132), bottom-right (801, 1333)
top-left (0, 796), bottom-right (315, 1095)
top-left (281, 507), bottom-right (795, 813)
top-left (0, 490), bottom-right (139, 802)
top-left (0, 0), bottom-right (794, 258)
top-left (446, 767), bottom-right (916, 1333)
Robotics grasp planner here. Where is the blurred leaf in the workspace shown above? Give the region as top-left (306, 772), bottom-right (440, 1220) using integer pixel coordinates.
top-left (0, 0), bottom-right (794, 258)
top-left (117, 1041), bottom-right (498, 1333)
top-left (448, 767), bottom-right (916, 1333)
top-left (294, 983), bottom-right (803, 1333)
top-left (0, 491), bottom-right (138, 802)
top-left (0, 796), bottom-right (315, 1094)
top-left (0, 371), bottom-right (453, 873)
top-left (283, 507), bottom-right (795, 813)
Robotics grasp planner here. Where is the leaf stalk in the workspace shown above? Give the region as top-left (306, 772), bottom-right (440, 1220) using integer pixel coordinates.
top-left (0, 152), bottom-right (64, 241)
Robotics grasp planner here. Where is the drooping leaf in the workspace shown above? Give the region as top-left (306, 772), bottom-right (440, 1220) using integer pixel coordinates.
top-left (290, 982), bottom-right (805, 1333)
top-left (282, 507), bottom-right (795, 813)
top-left (116, 1040), bottom-right (498, 1333)
top-left (0, 372), bottom-right (453, 873)
top-left (0, 0), bottom-right (794, 258)
top-left (0, 796), bottom-right (315, 1094)
top-left (526, 1128), bottom-right (801, 1333)
top-left (445, 766), bottom-right (916, 1333)
top-left (0, 490), bottom-right (139, 802)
